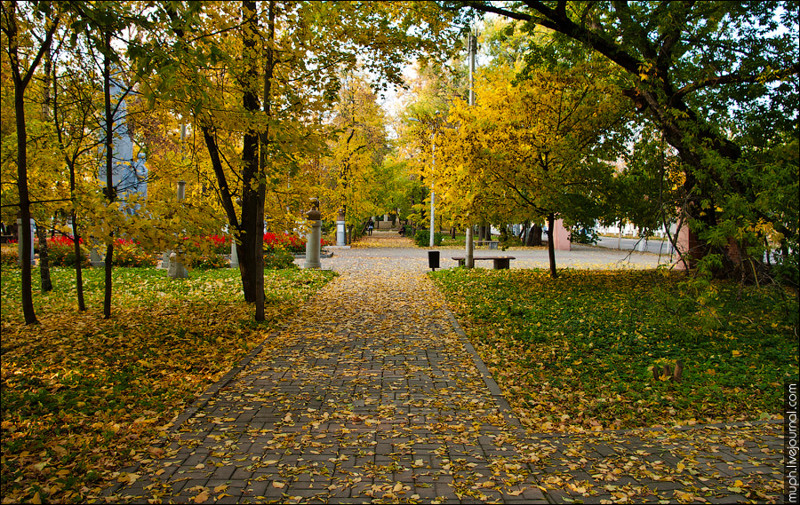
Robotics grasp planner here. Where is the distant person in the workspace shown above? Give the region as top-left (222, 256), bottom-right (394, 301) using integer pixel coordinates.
top-left (367, 218), bottom-right (374, 236)
top-left (398, 224), bottom-right (406, 236)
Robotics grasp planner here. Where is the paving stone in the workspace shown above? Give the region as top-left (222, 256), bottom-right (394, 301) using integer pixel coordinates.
top-left (104, 242), bottom-right (784, 504)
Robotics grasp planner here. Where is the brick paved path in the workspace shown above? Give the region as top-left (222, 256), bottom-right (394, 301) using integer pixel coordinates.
top-left (107, 235), bottom-right (785, 503)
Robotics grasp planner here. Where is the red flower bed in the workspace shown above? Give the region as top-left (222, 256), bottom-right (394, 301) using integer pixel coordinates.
top-left (264, 232), bottom-right (306, 254)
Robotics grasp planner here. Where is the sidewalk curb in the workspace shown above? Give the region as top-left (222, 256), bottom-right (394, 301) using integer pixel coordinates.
top-left (441, 304), bottom-right (522, 429)
top-left (165, 333), bottom-right (277, 435)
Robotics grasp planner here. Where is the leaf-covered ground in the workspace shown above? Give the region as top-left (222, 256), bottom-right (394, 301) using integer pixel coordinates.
top-left (351, 233), bottom-right (415, 249)
top-left (0, 266), bottom-right (335, 504)
top-left (431, 268), bottom-right (798, 433)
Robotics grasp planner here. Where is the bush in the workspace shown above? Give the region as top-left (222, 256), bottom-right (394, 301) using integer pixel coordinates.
top-left (264, 248), bottom-right (297, 270)
top-left (414, 229), bottom-right (444, 247)
top-left (569, 227), bottom-right (599, 244)
top-left (189, 253), bottom-right (228, 269)
top-left (46, 236), bottom-right (90, 267)
top-left (1, 246), bottom-right (18, 267)
top-left (206, 235), bottom-right (231, 254)
top-left (112, 240), bottom-right (157, 267)
top-left (264, 232), bottom-right (305, 254)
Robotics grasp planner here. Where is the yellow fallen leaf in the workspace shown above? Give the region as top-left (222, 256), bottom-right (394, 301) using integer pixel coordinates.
top-left (272, 481), bottom-right (285, 489)
top-left (214, 484), bottom-right (228, 493)
top-left (193, 491), bottom-right (209, 503)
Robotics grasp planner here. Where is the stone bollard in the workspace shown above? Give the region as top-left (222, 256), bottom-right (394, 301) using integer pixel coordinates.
top-left (159, 251), bottom-right (170, 270)
top-left (90, 247), bottom-right (104, 268)
top-left (304, 199), bottom-right (322, 269)
top-left (167, 251), bottom-right (188, 278)
top-left (230, 239), bottom-right (238, 268)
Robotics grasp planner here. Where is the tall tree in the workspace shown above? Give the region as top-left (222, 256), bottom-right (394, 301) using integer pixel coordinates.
top-left (437, 62), bottom-right (629, 277)
top-left (134, 1), bottom-right (467, 320)
top-left (1, 0), bottom-right (61, 324)
top-left (323, 73), bottom-right (390, 242)
top-left (460, 1), bottom-right (799, 279)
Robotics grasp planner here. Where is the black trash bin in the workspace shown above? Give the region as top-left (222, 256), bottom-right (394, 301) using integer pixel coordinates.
top-left (428, 250), bottom-right (440, 271)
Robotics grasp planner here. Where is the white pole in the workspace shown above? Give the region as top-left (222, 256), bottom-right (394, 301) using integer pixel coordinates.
top-left (465, 30), bottom-right (477, 268)
top-left (430, 132), bottom-right (435, 247)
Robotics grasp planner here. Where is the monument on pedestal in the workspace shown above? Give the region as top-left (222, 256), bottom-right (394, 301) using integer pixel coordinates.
top-left (304, 199), bottom-right (322, 269)
top-left (336, 208), bottom-right (346, 246)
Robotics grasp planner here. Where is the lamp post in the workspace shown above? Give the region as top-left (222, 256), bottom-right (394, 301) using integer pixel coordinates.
top-left (429, 131), bottom-right (435, 247)
top-left (465, 29), bottom-right (477, 268)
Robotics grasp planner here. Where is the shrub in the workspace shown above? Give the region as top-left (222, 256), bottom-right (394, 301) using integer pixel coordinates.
top-left (264, 248), bottom-right (297, 270)
top-left (414, 229), bottom-right (444, 247)
top-left (46, 236), bottom-right (90, 267)
top-left (206, 235), bottom-right (231, 254)
top-left (569, 227), bottom-right (599, 245)
top-left (264, 232), bottom-right (305, 254)
top-left (112, 240), bottom-right (157, 267)
top-left (189, 253), bottom-right (228, 269)
top-left (1, 246), bottom-right (18, 267)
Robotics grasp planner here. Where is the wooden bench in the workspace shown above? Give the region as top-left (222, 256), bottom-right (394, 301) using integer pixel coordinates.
top-left (451, 256), bottom-right (515, 269)
top-left (475, 240), bottom-right (499, 249)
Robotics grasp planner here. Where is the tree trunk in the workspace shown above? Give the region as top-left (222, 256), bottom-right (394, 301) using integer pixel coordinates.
top-left (35, 222), bottom-right (52, 292)
top-left (6, 0), bottom-right (53, 325)
top-left (38, 50), bottom-right (53, 293)
top-left (238, 0), bottom-right (268, 320)
top-left (52, 47), bottom-right (86, 311)
top-left (529, 224), bottom-right (543, 246)
top-left (547, 213), bottom-right (558, 279)
top-left (102, 32), bottom-right (116, 319)
top-left (71, 211), bottom-right (86, 311)
top-left (15, 84), bottom-right (37, 324)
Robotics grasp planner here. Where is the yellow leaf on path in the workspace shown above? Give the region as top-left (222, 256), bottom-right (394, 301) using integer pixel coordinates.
top-left (272, 481), bottom-right (285, 489)
top-left (193, 491), bottom-right (209, 503)
top-left (676, 462), bottom-right (685, 472)
top-left (733, 479), bottom-right (744, 487)
top-left (30, 493), bottom-right (42, 505)
top-left (214, 484), bottom-right (228, 493)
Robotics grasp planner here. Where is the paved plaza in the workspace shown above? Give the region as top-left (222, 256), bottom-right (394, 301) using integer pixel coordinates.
top-left (106, 233), bottom-right (784, 503)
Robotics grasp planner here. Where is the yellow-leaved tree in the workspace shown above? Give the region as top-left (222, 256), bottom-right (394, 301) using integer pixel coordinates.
top-left (320, 73), bottom-right (390, 243)
top-left (437, 62), bottom-right (630, 277)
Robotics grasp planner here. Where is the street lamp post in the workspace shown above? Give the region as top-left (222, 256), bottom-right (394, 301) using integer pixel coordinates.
top-left (429, 132), bottom-right (435, 248)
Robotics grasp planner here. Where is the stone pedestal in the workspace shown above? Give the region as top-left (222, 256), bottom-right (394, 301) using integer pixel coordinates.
top-left (159, 251), bottom-right (170, 269)
top-left (168, 251), bottom-right (188, 278)
top-left (336, 221), bottom-right (346, 246)
top-left (90, 247), bottom-right (104, 267)
top-left (230, 240), bottom-right (238, 268)
top-left (336, 208), bottom-right (346, 246)
top-left (305, 220), bottom-right (322, 269)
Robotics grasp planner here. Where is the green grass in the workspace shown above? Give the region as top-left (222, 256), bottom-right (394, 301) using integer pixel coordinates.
top-left (1, 265), bottom-right (336, 503)
top-left (431, 268), bottom-right (798, 432)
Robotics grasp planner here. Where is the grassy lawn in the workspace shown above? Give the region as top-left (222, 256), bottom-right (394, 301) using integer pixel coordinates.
top-left (0, 265), bottom-right (335, 504)
top-left (431, 268), bottom-right (798, 433)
